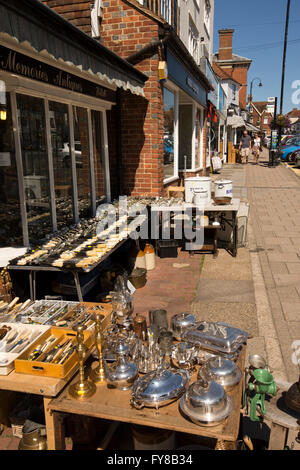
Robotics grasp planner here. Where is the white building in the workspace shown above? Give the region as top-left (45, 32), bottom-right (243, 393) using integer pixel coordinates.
top-left (179, 0), bottom-right (214, 65)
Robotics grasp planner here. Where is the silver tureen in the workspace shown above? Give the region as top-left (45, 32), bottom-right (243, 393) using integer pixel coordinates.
top-left (131, 366), bottom-right (189, 409)
top-left (179, 379), bottom-right (233, 427)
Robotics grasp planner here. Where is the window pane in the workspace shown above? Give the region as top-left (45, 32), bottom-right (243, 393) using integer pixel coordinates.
top-left (91, 110), bottom-right (106, 206)
top-left (73, 106), bottom-right (92, 218)
top-left (195, 109), bottom-right (201, 168)
top-left (179, 104), bottom-right (193, 169)
top-left (49, 101), bottom-right (74, 230)
top-left (0, 91), bottom-right (23, 246)
top-left (163, 88), bottom-right (175, 179)
top-left (17, 94), bottom-right (52, 244)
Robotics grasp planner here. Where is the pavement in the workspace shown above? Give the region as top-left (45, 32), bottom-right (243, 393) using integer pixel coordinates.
top-left (193, 148), bottom-right (300, 383)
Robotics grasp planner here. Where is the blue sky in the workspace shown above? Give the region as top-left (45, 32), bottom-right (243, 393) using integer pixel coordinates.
top-left (213, 0), bottom-right (300, 113)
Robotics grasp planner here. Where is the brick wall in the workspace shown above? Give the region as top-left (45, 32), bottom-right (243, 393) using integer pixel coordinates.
top-left (101, 1), bottom-right (165, 196)
top-left (231, 66), bottom-right (250, 109)
top-left (218, 30), bottom-right (234, 61)
top-left (42, 0), bottom-right (93, 34)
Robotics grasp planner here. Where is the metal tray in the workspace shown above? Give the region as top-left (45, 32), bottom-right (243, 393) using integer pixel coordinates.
top-left (181, 322), bottom-right (248, 354)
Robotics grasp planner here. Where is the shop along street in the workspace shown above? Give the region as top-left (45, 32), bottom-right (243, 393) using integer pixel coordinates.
top-left (0, 0), bottom-right (300, 454)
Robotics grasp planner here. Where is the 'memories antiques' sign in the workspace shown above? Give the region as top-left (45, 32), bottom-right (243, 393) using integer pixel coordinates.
top-left (0, 45), bottom-right (116, 102)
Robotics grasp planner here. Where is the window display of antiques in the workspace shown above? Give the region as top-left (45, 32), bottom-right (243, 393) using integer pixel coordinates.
top-left (9, 211), bottom-right (146, 272)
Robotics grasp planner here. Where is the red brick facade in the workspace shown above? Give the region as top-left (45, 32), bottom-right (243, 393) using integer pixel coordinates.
top-left (42, 1), bottom-right (93, 34)
top-left (42, 0), bottom-right (207, 196)
top-left (214, 29), bottom-right (251, 109)
top-left (251, 102), bottom-right (272, 136)
top-left (218, 29), bottom-right (234, 61)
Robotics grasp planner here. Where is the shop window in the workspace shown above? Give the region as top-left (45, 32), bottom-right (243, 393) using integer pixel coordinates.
top-left (195, 108), bottom-right (201, 168)
top-left (163, 88), bottom-right (176, 179)
top-left (188, 18), bottom-right (199, 64)
top-left (17, 94), bottom-right (52, 244)
top-left (49, 101), bottom-right (74, 230)
top-left (0, 92), bottom-right (23, 246)
top-left (204, 0), bottom-right (211, 35)
top-left (179, 104), bottom-right (193, 170)
top-left (73, 107), bottom-right (93, 219)
top-left (91, 110), bottom-right (106, 207)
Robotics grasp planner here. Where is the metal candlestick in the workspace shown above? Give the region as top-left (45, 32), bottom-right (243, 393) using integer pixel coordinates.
top-left (68, 324), bottom-right (96, 400)
top-left (90, 313), bottom-right (106, 384)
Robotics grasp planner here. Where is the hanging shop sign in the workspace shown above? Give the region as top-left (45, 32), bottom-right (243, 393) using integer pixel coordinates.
top-left (166, 48), bottom-right (207, 107)
top-left (207, 101), bottom-right (218, 123)
top-left (205, 60), bottom-right (218, 108)
top-left (0, 45), bottom-right (116, 102)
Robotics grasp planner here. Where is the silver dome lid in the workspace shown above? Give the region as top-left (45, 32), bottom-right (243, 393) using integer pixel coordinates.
top-left (201, 357), bottom-right (242, 388)
top-left (131, 367), bottom-right (189, 408)
top-left (180, 380), bottom-right (233, 426)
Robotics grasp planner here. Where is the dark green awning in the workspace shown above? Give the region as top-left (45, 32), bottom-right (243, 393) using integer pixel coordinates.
top-left (0, 0), bottom-right (147, 96)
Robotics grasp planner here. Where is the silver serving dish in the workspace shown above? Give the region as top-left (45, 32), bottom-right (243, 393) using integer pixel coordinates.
top-left (200, 356), bottom-right (242, 390)
top-left (182, 321), bottom-right (248, 354)
top-left (179, 379), bottom-right (233, 427)
top-left (171, 342), bottom-right (197, 370)
top-left (105, 343), bottom-right (138, 390)
top-left (131, 366), bottom-right (189, 409)
top-left (171, 313), bottom-right (196, 341)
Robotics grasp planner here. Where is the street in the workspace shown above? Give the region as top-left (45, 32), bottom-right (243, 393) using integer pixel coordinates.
top-left (194, 148), bottom-right (300, 383)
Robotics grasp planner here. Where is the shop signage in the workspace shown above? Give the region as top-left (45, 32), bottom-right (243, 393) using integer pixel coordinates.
top-left (0, 45), bottom-right (116, 102)
top-left (166, 48), bottom-right (206, 107)
top-left (186, 76), bottom-right (199, 95)
top-left (205, 60), bottom-right (218, 108)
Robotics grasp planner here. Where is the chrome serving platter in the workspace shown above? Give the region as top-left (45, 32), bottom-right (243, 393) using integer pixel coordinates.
top-left (182, 321), bottom-right (248, 354)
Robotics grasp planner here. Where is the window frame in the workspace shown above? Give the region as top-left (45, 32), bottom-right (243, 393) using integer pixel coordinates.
top-left (2, 72), bottom-right (112, 247)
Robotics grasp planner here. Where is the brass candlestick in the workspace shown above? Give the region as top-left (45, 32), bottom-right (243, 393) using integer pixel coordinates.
top-left (68, 324), bottom-right (96, 400)
top-left (90, 313), bottom-right (106, 383)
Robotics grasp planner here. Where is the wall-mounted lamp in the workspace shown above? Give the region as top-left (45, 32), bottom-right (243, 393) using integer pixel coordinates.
top-left (0, 106), bottom-right (7, 121)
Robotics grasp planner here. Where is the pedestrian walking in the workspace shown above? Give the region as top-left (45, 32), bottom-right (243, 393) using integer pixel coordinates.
top-left (252, 133), bottom-right (261, 164)
top-left (239, 130), bottom-right (251, 164)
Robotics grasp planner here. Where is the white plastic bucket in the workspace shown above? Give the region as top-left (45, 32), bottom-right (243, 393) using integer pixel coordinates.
top-left (214, 180), bottom-right (233, 199)
top-left (193, 189), bottom-right (208, 207)
top-left (185, 176), bottom-right (211, 203)
top-left (131, 425), bottom-right (176, 450)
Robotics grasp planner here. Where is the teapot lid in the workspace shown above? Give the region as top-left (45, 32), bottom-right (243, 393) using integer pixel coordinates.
top-left (207, 357), bottom-right (236, 378)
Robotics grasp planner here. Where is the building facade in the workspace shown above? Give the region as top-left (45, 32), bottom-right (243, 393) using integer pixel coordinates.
top-left (0, 0), bottom-right (147, 249)
top-left (251, 102), bottom-right (272, 136)
top-left (43, 0), bottom-right (213, 190)
top-left (213, 29), bottom-right (251, 110)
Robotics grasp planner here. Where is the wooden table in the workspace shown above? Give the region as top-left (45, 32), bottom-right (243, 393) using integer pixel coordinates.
top-left (46, 346), bottom-right (246, 450)
top-left (0, 302), bottom-right (112, 450)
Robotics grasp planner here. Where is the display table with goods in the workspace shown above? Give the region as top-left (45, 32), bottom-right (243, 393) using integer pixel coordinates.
top-left (42, 285), bottom-right (249, 450)
top-left (7, 212), bottom-right (146, 302)
top-left (130, 195), bottom-right (240, 258)
top-left (0, 300), bottom-right (112, 449)
top-left (0, 275), bottom-right (249, 450)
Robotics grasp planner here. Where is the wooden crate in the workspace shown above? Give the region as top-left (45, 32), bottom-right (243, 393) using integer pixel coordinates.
top-left (14, 327), bottom-right (93, 379)
top-left (53, 302), bottom-right (112, 334)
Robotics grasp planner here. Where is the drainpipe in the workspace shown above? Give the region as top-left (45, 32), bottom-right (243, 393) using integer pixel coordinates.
top-left (126, 30), bottom-right (172, 65)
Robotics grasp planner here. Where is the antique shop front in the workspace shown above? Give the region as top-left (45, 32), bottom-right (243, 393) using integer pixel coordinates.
top-left (163, 45), bottom-right (210, 183)
top-left (0, 0), bottom-right (146, 254)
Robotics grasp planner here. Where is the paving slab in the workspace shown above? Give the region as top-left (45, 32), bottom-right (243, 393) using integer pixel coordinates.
top-left (281, 301), bottom-right (300, 322)
top-left (194, 279), bottom-right (255, 303)
top-left (191, 301), bottom-right (258, 337)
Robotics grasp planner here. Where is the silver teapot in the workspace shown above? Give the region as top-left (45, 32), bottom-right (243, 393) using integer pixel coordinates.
top-left (105, 343), bottom-right (138, 390)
